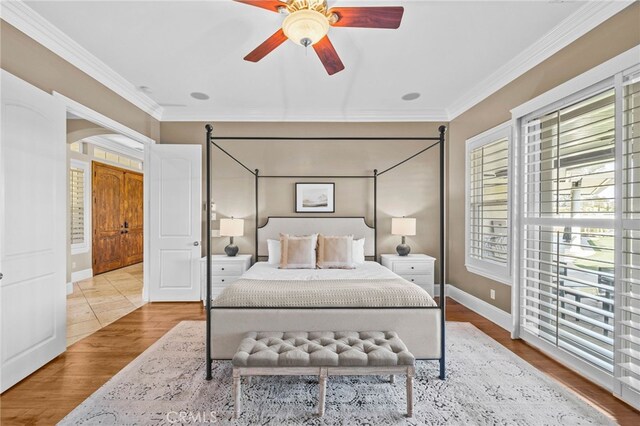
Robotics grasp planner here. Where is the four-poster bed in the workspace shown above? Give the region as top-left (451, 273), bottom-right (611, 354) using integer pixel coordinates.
top-left (204, 124), bottom-right (447, 381)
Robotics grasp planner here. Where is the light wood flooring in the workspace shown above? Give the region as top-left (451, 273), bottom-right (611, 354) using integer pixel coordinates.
top-left (67, 263), bottom-right (144, 346)
top-left (1, 299), bottom-right (638, 425)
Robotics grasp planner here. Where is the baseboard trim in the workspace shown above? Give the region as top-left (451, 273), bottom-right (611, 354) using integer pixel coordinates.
top-left (66, 282), bottom-right (73, 295)
top-left (71, 268), bottom-right (93, 283)
top-left (446, 285), bottom-right (512, 332)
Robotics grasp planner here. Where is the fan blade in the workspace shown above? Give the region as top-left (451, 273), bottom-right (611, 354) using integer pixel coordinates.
top-left (329, 7), bottom-right (404, 29)
top-left (233, 0), bottom-right (286, 13)
top-left (244, 29), bottom-right (288, 62)
top-left (313, 36), bottom-right (345, 76)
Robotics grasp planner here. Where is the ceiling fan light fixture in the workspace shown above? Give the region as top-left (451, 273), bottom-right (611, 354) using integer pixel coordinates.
top-left (282, 9), bottom-right (329, 46)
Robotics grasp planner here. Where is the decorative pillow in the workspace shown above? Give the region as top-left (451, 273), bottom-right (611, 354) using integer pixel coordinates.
top-left (267, 239), bottom-right (281, 265)
top-left (317, 234), bottom-right (355, 269)
top-left (279, 233), bottom-right (317, 269)
top-left (352, 238), bottom-right (365, 264)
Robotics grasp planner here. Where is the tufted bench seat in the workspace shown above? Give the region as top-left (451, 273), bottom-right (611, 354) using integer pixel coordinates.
top-left (231, 331), bottom-right (415, 417)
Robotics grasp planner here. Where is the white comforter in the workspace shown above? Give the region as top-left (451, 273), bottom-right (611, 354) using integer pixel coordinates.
top-left (212, 262), bottom-right (436, 308)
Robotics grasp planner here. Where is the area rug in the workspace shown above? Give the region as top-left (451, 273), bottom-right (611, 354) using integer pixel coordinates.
top-left (59, 321), bottom-right (614, 425)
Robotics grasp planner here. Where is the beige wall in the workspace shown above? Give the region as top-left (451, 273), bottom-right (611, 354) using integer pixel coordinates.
top-left (0, 20), bottom-right (160, 141)
top-left (447, 4), bottom-right (640, 312)
top-left (160, 122), bottom-right (447, 281)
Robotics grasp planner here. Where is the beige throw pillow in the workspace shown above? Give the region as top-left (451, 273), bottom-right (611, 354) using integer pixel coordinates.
top-left (317, 234), bottom-right (355, 269)
top-left (279, 233), bottom-right (317, 269)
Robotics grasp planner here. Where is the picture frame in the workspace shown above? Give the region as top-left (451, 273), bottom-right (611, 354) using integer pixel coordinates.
top-left (295, 183), bottom-right (335, 213)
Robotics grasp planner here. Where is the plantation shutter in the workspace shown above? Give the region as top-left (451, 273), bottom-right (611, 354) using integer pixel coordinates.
top-left (618, 70), bottom-right (640, 399)
top-left (521, 88), bottom-right (616, 373)
top-left (70, 166), bottom-right (85, 245)
top-left (468, 137), bottom-right (510, 266)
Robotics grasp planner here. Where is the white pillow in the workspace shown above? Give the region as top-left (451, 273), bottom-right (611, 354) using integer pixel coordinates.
top-left (267, 239), bottom-right (281, 265)
top-left (352, 238), bottom-right (365, 264)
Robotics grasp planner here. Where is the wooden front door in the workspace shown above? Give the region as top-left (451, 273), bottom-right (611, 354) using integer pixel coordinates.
top-left (92, 162), bottom-right (143, 275)
top-left (122, 172), bottom-right (144, 266)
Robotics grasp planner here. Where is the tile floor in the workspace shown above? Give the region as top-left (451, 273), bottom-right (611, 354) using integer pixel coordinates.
top-left (66, 263), bottom-right (145, 347)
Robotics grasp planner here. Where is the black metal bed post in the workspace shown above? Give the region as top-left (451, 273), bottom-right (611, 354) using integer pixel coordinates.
top-left (438, 125), bottom-right (447, 380)
top-left (205, 124), bottom-right (213, 381)
top-left (255, 169), bottom-right (259, 262)
top-left (373, 169), bottom-right (378, 260)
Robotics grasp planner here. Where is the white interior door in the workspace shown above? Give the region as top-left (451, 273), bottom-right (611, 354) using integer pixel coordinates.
top-left (0, 70), bottom-right (66, 392)
top-left (148, 144), bottom-right (202, 301)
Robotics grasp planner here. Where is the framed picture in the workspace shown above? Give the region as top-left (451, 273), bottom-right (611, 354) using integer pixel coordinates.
top-left (295, 183), bottom-right (335, 213)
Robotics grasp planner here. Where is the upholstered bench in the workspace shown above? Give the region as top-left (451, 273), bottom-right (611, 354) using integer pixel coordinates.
top-left (231, 331), bottom-right (415, 418)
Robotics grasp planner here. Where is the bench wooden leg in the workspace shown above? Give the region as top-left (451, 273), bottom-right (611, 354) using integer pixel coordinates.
top-left (233, 369), bottom-right (241, 418)
top-left (390, 375), bottom-right (395, 384)
top-left (318, 368), bottom-right (328, 417)
top-left (406, 367), bottom-right (414, 418)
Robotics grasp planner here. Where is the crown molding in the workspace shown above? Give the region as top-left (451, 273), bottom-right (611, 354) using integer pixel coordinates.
top-left (160, 107), bottom-right (450, 123)
top-left (1, 0), bottom-right (164, 120)
top-left (445, 0), bottom-right (635, 121)
top-left (2, 0), bottom-right (631, 124)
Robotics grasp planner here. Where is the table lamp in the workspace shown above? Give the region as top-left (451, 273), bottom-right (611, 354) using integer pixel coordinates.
top-left (391, 217), bottom-right (416, 256)
top-left (220, 217), bottom-right (244, 257)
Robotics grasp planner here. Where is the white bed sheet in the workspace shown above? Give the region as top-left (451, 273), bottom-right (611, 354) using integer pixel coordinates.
top-left (242, 261), bottom-right (401, 281)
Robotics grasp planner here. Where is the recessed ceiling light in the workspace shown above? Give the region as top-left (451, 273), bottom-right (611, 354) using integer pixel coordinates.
top-left (190, 92), bottom-right (210, 100)
top-left (402, 92), bottom-right (421, 101)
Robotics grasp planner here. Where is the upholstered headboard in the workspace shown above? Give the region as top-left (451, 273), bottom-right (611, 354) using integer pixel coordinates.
top-left (257, 217), bottom-right (375, 257)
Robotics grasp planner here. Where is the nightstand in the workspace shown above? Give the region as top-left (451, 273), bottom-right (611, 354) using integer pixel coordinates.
top-left (380, 254), bottom-right (435, 297)
top-left (200, 254), bottom-right (252, 304)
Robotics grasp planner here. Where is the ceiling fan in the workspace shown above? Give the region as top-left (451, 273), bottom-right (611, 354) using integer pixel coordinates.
top-left (235, 0), bottom-right (404, 75)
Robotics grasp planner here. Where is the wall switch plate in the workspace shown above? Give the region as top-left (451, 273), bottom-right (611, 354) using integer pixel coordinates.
top-left (490, 289), bottom-right (496, 300)
top-left (211, 230), bottom-right (220, 238)
top-left (72, 262), bottom-right (76, 268)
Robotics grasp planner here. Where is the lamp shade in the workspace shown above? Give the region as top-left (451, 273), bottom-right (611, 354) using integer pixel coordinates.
top-left (282, 9), bottom-right (329, 46)
top-left (391, 217), bottom-right (416, 236)
top-left (220, 218), bottom-right (244, 237)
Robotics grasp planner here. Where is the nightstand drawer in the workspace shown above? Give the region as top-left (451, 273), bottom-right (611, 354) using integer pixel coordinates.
top-left (211, 263), bottom-right (244, 275)
top-left (401, 274), bottom-right (429, 286)
top-left (210, 276), bottom-right (239, 286)
top-left (393, 262), bottom-right (430, 275)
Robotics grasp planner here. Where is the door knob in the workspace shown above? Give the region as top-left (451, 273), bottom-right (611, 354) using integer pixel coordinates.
top-left (193, 241), bottom-right (200, 246)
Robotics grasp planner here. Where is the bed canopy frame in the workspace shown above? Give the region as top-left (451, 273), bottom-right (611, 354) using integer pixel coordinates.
top-left (204, 124), bottom-right (447, 381)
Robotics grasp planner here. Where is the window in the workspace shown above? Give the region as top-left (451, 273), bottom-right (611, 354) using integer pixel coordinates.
top-left (69, 159), bottom-right (89, 254)
top-left (465, 122), bottom-right (512, 284)
top-left (93, 146), bottom-right (142, 170)
top-left (93, 147), bottom-right (106, 159)
top-left (619, 68), bottom-right (640, 403)
top-left (69, 141), bottom-right (84, 153)
top-left (521, 88), bottom-right (616, 374)
top-left (514, 50), bottom-right (640, 409)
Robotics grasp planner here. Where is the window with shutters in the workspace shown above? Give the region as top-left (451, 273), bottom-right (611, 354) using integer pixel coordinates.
top-left (619, 68), bottom-right (640, 404)
top-left (521, 88), bottom-right (616, 374)
top-left (515, 54), bottom-right (640, 409)
top-left (70, 159), bottom-right (89, 254)
top-left (465, 122), bottom-right (512, 285)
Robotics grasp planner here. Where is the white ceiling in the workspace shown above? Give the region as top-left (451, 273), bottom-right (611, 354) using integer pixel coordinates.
top-left (22, 0), bottom-right (594, 121)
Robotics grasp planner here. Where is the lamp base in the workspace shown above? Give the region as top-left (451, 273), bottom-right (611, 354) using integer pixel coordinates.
top-left (224, 244), bottom-right (239, 257)
top-left (396, 243), bottom-right (411, 256)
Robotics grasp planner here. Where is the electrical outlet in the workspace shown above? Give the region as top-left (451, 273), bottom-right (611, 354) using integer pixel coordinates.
top-left (490, 289), bottom-right (496, 300)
